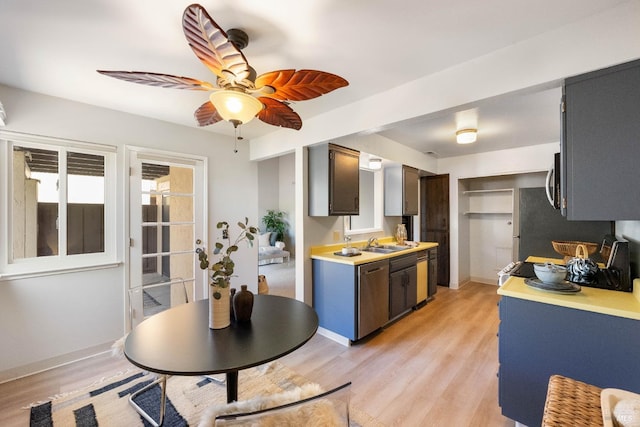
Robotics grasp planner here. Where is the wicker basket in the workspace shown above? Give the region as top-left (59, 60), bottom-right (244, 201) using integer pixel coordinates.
top-left (552, 240), bottom-right (599, 261)
top-left (542, 375), bottom-right (603, 426)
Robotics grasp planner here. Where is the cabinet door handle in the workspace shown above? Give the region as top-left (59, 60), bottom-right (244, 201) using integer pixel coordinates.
top-left (363, 267), bottom-right (384, 275)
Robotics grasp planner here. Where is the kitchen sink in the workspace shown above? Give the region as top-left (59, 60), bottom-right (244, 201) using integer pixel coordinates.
top-left (381, 244), bottom-right (411, 251)
top-left (361, 245), bottom-right (410, 254)
top-left (362, 247), bottom-right (396, 254)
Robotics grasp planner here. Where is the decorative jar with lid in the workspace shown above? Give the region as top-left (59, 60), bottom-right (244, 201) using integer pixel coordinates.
top-left (395, 224), bottom-right (407, 245)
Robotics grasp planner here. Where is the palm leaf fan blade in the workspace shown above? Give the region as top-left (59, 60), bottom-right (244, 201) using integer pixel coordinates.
top-left (255, 69), bottom-right (349, 101)
top-left (96, 71), bottom-right (214, 91)
top-left (257, 97), bottom-right (302, 130)
top-left (182, 4), bottom-right (251, 82)
top-left (194, 101), bottom-right (224, 126)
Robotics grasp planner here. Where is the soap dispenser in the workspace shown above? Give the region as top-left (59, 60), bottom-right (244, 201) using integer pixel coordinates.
top-left (342, 236), bottom-right (355, 255)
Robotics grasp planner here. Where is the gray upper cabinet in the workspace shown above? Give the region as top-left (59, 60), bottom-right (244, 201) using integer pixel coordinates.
top-left (308, 143), bottom-right (360, 216)
top-left (562, 59), bottom-right (640, 220)
top-left (384, 165), bottom-right (419, 216)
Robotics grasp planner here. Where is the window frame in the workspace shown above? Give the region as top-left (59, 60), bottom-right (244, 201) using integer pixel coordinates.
top-left (0, 131), bottom-right (118, 279)
top-left (344, 166), bottom-right (384, 236)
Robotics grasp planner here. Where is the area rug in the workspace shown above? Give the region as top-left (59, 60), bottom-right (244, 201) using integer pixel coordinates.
top-left (28, 361), bottom-right (380, 426)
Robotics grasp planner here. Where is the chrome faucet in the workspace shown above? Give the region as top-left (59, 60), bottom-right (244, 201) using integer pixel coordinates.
top-left (366, 237), bottom-right (379, 248)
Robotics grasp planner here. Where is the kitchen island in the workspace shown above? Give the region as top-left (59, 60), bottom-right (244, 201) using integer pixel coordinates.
top-left (311, 239), bottom-right (438, 344)
top-left (497, 261), bottom-right (640, 427)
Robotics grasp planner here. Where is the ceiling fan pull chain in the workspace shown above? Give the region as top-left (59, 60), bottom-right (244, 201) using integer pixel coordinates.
top-left (234, 127), bottom-right (238, 153)
top-left (233, 126), bottom-right (244, 153)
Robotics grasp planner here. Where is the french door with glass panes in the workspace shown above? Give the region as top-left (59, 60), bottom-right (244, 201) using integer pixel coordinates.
top-left (128, 149), bottom-right (206, 329)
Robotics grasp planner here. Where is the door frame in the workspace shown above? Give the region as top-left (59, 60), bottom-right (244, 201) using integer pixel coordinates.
top-left (124, 146), bottom-right (208, 330)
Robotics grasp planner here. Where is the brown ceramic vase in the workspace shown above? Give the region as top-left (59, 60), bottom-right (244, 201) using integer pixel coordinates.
top-left (233, 285), bottom-right (254, 322)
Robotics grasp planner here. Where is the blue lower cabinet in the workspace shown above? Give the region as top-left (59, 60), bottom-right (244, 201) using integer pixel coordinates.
top-left (312, 260), bottom-right (357, 340)
top-left (498, 296), bottom-right (640, 426)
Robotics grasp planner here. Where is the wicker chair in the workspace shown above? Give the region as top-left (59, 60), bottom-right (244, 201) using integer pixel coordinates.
top-left (541, 375), bottom-right (603, 427)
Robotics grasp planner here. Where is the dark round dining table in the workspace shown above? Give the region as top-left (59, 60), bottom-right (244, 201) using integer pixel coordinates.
top-left (124, 294), bottom-right (318, 417)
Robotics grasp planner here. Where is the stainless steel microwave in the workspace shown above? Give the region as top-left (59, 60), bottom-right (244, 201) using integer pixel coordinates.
top-left (545, 152), bottom-right (561, 209)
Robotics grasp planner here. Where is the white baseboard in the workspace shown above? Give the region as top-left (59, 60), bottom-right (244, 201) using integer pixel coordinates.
top-left (0, 341), bottom-right (112, 384)
top-left (470, 276), bottom-right (500, 285)
top-left (317, 327), bottom-right (351, 347)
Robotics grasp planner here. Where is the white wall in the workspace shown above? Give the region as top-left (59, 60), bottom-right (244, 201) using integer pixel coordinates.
top-left (257, 157), bottom-right (280, 229)
top-left (0, 84), bottom-right (259, 381)
top-left (439, 143), bottom-right (559, 288)
top-left (257, 154), bottom-right (296, 254)
top-left (249, 1), bottom-right (640, 159)
top-left (279, 154), bottom-right (296, 254)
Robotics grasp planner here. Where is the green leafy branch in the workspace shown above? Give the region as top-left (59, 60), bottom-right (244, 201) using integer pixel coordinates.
top-left (197, 218), bottom-right (258, 299)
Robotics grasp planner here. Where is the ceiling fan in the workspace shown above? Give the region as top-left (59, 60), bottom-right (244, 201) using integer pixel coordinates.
top-left (98, 3), bottom-right (348, 133)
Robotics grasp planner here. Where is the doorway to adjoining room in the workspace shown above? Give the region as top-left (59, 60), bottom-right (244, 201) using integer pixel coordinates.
top-left (257, 153), bottom-right (295, 299)
top-left (258, 261), bottom-right (295, 298)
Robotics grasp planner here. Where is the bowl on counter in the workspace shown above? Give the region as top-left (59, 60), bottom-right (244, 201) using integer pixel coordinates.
top-left (534, 263), bottom-right (567, 284)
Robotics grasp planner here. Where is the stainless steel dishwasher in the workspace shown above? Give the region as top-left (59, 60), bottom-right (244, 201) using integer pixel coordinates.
top-left (358, 259), bottom-right (389, 339)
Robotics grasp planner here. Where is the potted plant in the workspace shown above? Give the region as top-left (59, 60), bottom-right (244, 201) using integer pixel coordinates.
top-left (261, 209), bottom-right (288, 242)
top-left (197, 218), bottom-right (258, 328)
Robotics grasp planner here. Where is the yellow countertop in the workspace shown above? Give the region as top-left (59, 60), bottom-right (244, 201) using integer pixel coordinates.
top-left (310, 238), bottom-right (438, 266)
top-left (498, 256), bottom-right (640, 320)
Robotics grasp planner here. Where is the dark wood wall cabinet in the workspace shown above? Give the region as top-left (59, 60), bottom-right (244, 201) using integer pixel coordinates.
top-left (308, 143), bottom-right (360, 216)
top-left (421, 174), bottom-right (450, 287)
top-left (562, 58), bottom-right (640, 220)
top-left (384, 165), bottom-right (419, 216)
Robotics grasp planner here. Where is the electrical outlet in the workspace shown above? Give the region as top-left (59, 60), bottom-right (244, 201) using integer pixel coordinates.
top-left (333, 230), bottom-right (340, 242)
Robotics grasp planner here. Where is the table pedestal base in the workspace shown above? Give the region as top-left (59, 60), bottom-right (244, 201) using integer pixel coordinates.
top-left (226, 371), bottom-right (238, 403)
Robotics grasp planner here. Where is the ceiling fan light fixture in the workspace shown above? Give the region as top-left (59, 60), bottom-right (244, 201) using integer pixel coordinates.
top-left (209, 90), bottom-right (263, 125)
top-left (456, 128), bottom-right (477, 144)
top-left (98, 4), bottom-right (348, 133)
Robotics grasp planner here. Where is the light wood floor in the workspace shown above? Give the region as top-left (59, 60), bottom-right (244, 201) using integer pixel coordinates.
top-left (0, 282), bottom-right (514, 426)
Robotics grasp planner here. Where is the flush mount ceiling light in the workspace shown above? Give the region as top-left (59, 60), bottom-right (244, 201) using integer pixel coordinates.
top-left (97, 3), bottom-right (348, 140)
top-left (369, 158), bottom-right (382, 170)
top-left (456, 128), bottom-right (477, 144)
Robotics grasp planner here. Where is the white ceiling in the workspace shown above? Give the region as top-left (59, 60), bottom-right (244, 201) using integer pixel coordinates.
top-left (0, 0), bottom-right (633, 157)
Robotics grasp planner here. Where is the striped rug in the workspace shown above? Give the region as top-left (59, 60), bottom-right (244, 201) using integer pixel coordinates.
top-left (28, 361), bottom-right (380, 426)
